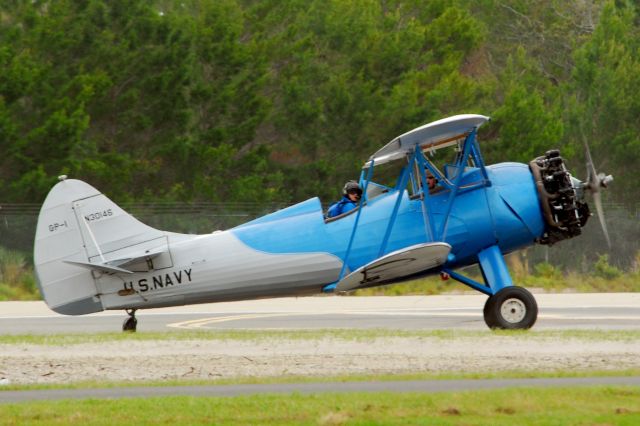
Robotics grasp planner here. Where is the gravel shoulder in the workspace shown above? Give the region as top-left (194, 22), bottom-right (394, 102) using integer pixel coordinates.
top-left (2, 334), bottom-right (639, 385)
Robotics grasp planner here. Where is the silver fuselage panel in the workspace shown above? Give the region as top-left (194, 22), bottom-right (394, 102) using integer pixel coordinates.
top-left (98, 231), bottom-right (342, 310)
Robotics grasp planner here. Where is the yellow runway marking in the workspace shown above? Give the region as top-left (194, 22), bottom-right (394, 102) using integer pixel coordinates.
top-left (167, 311), bottom-right (640, 329)
top-left (167, 311), bottom-right (483, 329)
top-left (168, 313), bottom-right (293, 329)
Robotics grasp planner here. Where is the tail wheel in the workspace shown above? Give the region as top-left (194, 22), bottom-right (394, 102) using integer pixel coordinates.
top-left (123, 309), bottom-right (138, 332)
top-left (483, 287), bottom-right (538, 330)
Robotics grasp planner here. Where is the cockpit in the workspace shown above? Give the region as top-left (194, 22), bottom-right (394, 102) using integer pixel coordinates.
top-left (324, 116), bottom-right (491, 223)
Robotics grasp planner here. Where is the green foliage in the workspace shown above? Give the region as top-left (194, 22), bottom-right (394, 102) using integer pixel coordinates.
top-left (567, 0), bottom-right (640, 199)
top-left (533, 262), bottom-right (563, 280)
top-left (0, 0), bottom-right (635, 210)
top-left (354, 275), bottom-right (469, 296)
top-left (519, 262), bottom-right (571, 291)
top-left (0, 247), bottom-right (39, 301)
top-left (0, 0), bottom-right (495, 204)
top-left (594, 254), bottom-right (623, 280)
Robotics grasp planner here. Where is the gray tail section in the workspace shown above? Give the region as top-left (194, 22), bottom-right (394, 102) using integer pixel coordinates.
top-left (34, 179), bottom-right (165, 315)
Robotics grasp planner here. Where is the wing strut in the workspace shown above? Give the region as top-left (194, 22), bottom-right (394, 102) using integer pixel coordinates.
top-left (377, 151), bottom-right (414, 257)
top-left (438, 129), bottom-right (484, 240)
top-left (336, 160), bottom-right (375, 282)
top-left (415, 148), bottom-right (436, 241)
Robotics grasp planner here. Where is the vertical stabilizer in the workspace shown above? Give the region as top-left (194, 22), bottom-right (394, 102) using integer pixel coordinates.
top-left (34, 178), bottom-right (164, 314)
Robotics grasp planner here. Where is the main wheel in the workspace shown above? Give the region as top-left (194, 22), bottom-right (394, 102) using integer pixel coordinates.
top-left (483, 286), bottom-right (538, 330)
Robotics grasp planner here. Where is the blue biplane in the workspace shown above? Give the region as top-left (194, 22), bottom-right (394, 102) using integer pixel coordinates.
top-left (34, 114), bottom-right (611, 331)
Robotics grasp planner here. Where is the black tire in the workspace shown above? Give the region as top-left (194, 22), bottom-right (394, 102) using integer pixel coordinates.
top-left (483, 286), bottom-right (538, 330)
top-left (122, 316), bottom-right (137, 332)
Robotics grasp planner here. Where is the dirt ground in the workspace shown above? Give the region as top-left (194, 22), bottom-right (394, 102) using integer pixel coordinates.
top-left (1, 335), bottom-right (639, 385)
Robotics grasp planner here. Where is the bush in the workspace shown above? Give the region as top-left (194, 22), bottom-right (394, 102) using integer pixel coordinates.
top-left (594, 254), bottom-right (622, 280)
top-left (0, 247), bottom-right (39, 300)
top-left (533, 262), bottom-right (563, 280)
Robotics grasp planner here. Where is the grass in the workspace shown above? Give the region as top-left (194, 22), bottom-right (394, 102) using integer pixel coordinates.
top-left (2, 328), bottom-right (640, 345)
top-left (1, 387), bottom-right (639, 424)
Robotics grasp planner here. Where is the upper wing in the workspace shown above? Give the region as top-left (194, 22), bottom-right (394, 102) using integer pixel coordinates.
top-left (335, 242), bottom-right (451, 292)
top-left (364, 114), bottom-right (489, 168)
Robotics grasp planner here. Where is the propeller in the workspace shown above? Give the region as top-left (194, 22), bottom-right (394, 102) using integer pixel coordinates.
top-left (582, 140), bottom-right (614, 247)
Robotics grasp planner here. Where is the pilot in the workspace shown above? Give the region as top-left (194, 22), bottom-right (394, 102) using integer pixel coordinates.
top-left (327, 181), bottom-right (363, 218)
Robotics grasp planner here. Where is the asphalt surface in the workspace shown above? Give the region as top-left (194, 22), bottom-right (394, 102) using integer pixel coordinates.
top-left (1, 293), bottom-right (639, 333)
top-left (2, 376), bottom-right (640, 403)
top-left (1, 294), bottom-right (639, 402)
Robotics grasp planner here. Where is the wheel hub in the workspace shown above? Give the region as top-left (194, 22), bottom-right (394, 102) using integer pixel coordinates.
top-left (500, 298), bottom-right (526, 323)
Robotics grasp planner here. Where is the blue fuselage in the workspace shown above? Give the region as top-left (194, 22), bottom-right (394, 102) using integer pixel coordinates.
top-left (231, 162), bottom-right (545, 279)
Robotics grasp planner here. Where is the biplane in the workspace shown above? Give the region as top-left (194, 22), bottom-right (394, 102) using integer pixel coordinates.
top-left (34, 114), bottom-right (611, 331)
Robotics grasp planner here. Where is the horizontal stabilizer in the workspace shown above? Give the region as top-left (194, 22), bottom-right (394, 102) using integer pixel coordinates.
top-left (64, 246), bottom-right (169, 275)
top-left (105, 246), bottom-right (168, 269)
top-left (64, 260), bottom-right (134, 275)
top-left (336, 242), bottom-right (451, 292)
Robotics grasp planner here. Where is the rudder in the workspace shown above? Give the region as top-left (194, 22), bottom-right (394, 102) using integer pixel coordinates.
top-left (34, 178), bottom-right (165, 314)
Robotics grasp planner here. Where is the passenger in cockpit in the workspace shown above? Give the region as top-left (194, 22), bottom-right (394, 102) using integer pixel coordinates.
top-left (426, 171), bottom-right (444, 194)
top-left (427, 173), bottom-right (437, 191)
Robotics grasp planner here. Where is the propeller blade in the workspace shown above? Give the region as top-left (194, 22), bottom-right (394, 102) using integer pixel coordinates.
top-left (592, 191), bottom-right (611, 248)
top-left (582, 137), bottom-right (612, 246)
top-left (583, 139), bottom-right (598, 191)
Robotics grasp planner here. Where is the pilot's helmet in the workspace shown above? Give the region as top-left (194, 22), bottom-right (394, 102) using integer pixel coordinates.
top-left (343, 181), bottom-right (363, 196)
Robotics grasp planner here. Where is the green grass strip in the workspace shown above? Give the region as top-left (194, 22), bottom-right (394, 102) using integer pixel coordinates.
top-left (2, 386), bottom-right (640, 425)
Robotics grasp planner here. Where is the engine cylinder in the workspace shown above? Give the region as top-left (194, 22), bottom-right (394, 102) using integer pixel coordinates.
top-left (529, 151), bottom-right (590, 245)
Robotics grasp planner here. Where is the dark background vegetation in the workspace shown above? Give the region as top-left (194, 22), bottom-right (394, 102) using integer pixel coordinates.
top-left (1, 0), bottom-right (639, 298)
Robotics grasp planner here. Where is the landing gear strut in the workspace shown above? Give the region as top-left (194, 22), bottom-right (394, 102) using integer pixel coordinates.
top-left (483, 287), bottom-right (538, 330)
top-left (123, 309), bottom-right (137, 332)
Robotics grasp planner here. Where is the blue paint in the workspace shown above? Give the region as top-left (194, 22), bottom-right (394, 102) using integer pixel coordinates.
top-left (322, 283), bottom-right (337, 293)
top-left (231, 122), bottom-right (548, 297)
top-left (443, 269), bottom-right (492, 296)
top-left (235, 198), bottom-right (322, 228)
top-left (231, 163), bottom-right (543, 278)
top-left (477, 245), bottom-right (513, 294)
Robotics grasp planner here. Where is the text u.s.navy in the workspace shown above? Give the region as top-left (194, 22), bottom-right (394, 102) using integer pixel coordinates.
top-left (121, 268), bottom-right (193, 294)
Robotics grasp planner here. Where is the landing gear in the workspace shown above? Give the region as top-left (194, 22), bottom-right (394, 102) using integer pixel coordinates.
top-left (483, 286), bottom-right (538, 330)
top-left (123, 309), bottom-right (137, 332)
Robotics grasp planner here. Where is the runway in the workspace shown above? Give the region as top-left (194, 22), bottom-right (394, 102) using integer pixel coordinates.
top-left (2, 294), bottom-right (639, 401)
top-left (2, 376), bottom-right (640, 403)
top-left (1, 293), bottom-right (639, 334)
